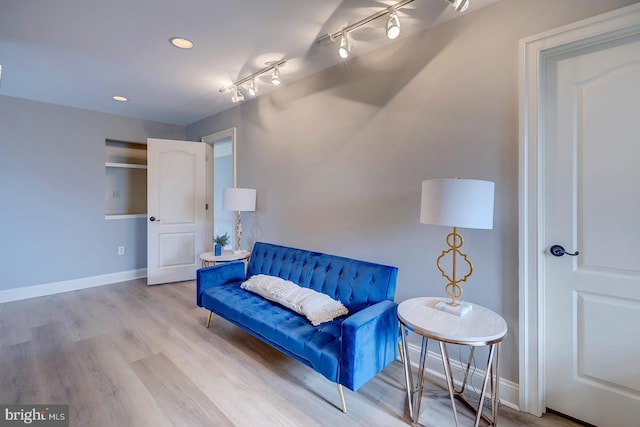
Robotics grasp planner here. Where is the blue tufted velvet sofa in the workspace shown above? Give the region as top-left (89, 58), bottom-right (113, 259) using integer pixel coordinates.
top-left (196, 242), bottom-right (399, 412)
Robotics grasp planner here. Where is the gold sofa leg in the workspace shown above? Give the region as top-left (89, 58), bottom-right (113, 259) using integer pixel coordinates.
top-left (338, 384), bottom-right (347, 413)
top-left (206, 311), bottom-right (213, 328)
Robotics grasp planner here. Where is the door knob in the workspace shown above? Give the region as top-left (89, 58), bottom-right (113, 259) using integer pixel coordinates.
top-left (550, 244), bottom-right (579, 257)
top-left (149, 216), bottom-right (160, 222)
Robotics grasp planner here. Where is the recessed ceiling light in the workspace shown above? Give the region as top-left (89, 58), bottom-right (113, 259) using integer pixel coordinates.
top-left (169, 37), bottom-right (194, 49)
top-left (112, 95), bottom-right (128, 102)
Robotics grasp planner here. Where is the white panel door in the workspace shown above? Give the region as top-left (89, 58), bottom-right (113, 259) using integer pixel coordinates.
top-left (147, 138), bottom-right (207, 285)
top-left (544, 34), bottom-right (640, 426)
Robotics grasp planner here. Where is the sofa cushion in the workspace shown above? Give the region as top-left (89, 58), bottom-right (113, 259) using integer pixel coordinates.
top-left (241, 274), bottom-right (349, 325)
top-left (201, 282), bottom-right (342, 382)
top-left (248, 242), bottom-right (398, 312)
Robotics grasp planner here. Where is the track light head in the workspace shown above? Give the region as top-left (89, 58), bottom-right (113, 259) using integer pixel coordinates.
top-left (386, 9), bottom-right (400, 40)
top-left (338, 31), bottom-right (350, 59)
top-left (248, 78), bottom-right (257, 96)
top-left (448, 0), bottom-right (469, 12)
top-left (271, 66), bottom-right (281, 86)
top-left (231, 86), bottom-right (244, 103)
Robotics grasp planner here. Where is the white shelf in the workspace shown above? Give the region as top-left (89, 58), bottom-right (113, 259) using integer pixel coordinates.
top-left (105, 162), bottom-right (147, 169)
top-left (105, 140), bottom-right (147, 217)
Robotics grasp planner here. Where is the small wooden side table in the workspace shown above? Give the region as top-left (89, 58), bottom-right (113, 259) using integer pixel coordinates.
top-left (398, 297), bottom-right (507, 426)
top-left (199, 250), bottom-right (250, 268)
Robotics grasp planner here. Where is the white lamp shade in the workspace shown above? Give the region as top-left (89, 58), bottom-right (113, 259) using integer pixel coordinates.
top-left (222, 188), bottom-right (256, 212)
top-left (420, 179), bottom-right (494, 230)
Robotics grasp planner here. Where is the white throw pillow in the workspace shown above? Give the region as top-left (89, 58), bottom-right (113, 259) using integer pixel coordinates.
top-left (241, 274), bottom-right (349, 326)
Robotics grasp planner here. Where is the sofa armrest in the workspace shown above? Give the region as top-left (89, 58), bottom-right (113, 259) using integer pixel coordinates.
top-left (196, 261), bottom-right (246, 307)
top-left (340, 300), bottom-right (399, 391)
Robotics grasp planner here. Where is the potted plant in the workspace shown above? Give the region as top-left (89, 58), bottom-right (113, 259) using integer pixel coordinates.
top-left (213, 232), bottom-right (230, 256)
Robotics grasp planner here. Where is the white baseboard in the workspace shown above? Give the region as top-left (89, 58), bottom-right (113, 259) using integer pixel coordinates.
top-left (403, 341), bottom-right (520, 411)
top-left (0, 269), bottom-right (147, 304)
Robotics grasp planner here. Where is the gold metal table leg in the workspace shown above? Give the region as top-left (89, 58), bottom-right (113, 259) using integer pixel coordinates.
top-left (440, 342), bottom-right (461, 426)
top-left (440, 342), bottom-right (501, 427)
top-left (400, 324), bottom-right (414, 419)
top-left (414, 336), bottom-right (428, 422)
top-left (492, 342), bottom-right (501, 422)
top-left (401, 323), bottom-right (430, 424)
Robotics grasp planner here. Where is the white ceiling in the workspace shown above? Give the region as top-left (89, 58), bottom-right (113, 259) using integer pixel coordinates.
top-left (0, 0), bottom-right (498, 126)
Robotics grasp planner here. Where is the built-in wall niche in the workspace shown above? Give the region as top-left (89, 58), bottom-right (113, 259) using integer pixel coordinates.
top-left (105, 139), bottom-right (147, 219)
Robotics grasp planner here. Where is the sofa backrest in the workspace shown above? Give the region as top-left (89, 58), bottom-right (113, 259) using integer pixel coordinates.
top-left (247, 242), bottom-right (398, 312)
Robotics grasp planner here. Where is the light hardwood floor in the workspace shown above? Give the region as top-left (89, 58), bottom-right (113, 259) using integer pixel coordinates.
top-left (0, 279), bottom-right (583, 426)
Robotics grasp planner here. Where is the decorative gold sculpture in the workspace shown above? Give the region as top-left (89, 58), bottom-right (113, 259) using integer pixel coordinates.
top-left (436, 227), bottom-right (474, 307)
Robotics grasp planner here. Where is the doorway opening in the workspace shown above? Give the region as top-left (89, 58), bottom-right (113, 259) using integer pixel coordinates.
top-left (202, 128), bottom-right (237, 252)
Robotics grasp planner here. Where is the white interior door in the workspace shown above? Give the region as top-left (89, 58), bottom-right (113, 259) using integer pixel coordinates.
top-left (147, 138), bottom-right (207, 285)
top-left (543, 34), bottom-right (640, 426)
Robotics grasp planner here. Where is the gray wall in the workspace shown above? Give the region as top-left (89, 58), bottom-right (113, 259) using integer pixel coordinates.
top-left (0, 95), bottom-right (184, 289)
top-left (187, 0), bottom-right (639, 384)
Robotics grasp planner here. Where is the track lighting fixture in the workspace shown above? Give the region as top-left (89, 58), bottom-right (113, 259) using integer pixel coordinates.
top-left (219, 59), bottom-right (286, 102)
top-left (338, 31), bottom-right (350, 59)
top-left (316, 0), bottom-right (415, 54)
top-left (220, 0), bottom-right (469, 104)
top-left (447, 0), bottom-right (470, 12)
top-left (271, 66), bottom-right (281, 86)
top-left (386, 8), bottom-right (400, 39)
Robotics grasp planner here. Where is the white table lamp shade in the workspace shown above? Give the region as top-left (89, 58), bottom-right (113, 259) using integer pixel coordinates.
top-left (222, 188), bottom-right (256, 212)
top-left (420, 179), bottom-right (494, 230)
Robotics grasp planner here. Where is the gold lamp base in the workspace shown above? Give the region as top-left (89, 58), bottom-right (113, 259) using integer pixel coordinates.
top-left (234, 211), bottom-right (243, 253)
top-left (436, 226), bottom-right (474, 316)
